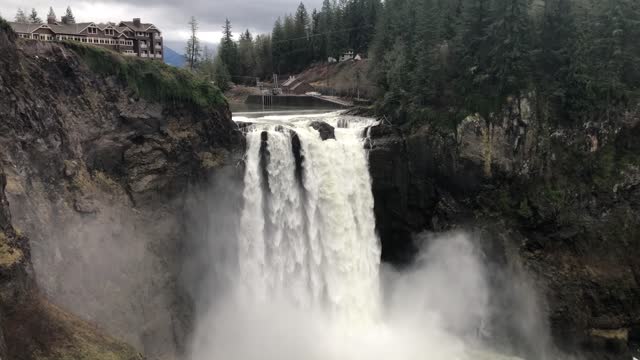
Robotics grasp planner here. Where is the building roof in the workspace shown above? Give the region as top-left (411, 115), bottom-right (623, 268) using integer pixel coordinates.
top-left (9, 22), bottom-right (96, 35)
top-left (119, 21), bottom-right (157, 32)
top-left (8, 22), bottom-right (42, 33)
top-left (9, 20), bottom-right (157, 36)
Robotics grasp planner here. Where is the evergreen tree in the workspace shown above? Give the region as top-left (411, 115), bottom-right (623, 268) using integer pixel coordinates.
top-left (272, 18), bottom-right (285, 73)
top-left (293, 3), bottom-right (311, 70)
top-left (47, 7), bottom-right (56, 24)
top-left (282, 14), bottom-right (296, 72)
top-left (238, 29), bottom-right (256, 81)
top-left (487, 0), bottom-right (532, 112)
top-left (254, 34), bottom-right (273, 79)
top-left (457, 0), bottom-right (495, 121)
top-left (184, 16), bottom-right (201, 70)
top-left (534, 0), bottom-right (577, 124)
top-left (64, 6), bottom-right (75, 24)
top-left (28, 8), bottom-right (42, 24)
top-left (219, 18), bottom-right (239, 76)
top-left (15, 8), bottom-right (28, 23)
top-left (213, 55), bottom-right (232, 91)
top-left (319, 0), bottom-right (334, 59)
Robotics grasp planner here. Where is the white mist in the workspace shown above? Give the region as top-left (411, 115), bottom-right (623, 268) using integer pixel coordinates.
top-left (188, 112), bottom-right (525, 360)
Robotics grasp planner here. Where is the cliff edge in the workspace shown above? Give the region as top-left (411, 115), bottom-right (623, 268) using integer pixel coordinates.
top-left (0, 19), bottom-right (242, 359)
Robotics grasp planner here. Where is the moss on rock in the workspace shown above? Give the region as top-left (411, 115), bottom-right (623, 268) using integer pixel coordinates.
top-left (6, 297), bottom-right (143, 360)
top-left (64, 42), bottom-right (225, 111)
top-left (0, 231), bottom-right (23, 268)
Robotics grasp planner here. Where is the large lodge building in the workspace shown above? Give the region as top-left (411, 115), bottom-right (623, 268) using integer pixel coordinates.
top-left (9, 17), bottom-right (163, 60)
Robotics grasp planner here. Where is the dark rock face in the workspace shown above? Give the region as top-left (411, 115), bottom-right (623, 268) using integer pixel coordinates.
top-left (0, 30), bottom-right (243, 359)
top-left (0, 172), bottom-right (35, 360)
top-left (368, 109), bottom-right (640, 359)
top-left (310, 121), bottom-right (336, 140)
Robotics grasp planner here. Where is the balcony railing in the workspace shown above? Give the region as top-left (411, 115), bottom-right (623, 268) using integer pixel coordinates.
top-left (155, 53), bottom-right (162, 58)
top-left (140, 43), bottom-right (148, 49)
top-left (155, 45), bottom-right (162, 50)
top-left (140, 53), bottom-right (148, 58)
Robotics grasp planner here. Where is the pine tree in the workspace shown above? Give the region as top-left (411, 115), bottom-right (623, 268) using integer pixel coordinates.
top-left (293, 3), bottom-right (311, 70)
top-left (487, 0), bottom-right (531, 109)
top-left (412, 0), bottom-right (441, 107)
top-left (282, 15), bottom-right (296, 72)
top-left (219, 18), bottom-right (239, 76)
top-left (47, 7), bottom-right (56, 24)
top-left (457, 0), bottom-right (495, 121)
top-left (238, 29), bottom-right (256, 80)
top-left (15, 8), bottom-right (28, 23)
top-left (319, 0), bottom-right (334, 59)
top-left (64, 6), bottom-right (75, 24)
top-left (213, 55), bottom-right (232, 91)
top-left (254, 34), bottom-right (273, 79)
top-left (184, 16), bottom-right (201, 70)
top-left (28, 8), bottom-right (42, 24)
top-left (272, 18), bottom-right (285, 73)
top-left (534, 0), bottom-right (577, 124)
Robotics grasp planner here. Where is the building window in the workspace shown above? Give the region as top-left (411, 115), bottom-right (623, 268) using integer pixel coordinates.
top-left (87, 27), bottom-right (97, 34)
top-left (105, 29), bottom-right (114, 36)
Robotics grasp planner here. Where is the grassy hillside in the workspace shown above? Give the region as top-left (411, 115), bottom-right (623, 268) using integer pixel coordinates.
top-left (65, 42), bottom-right (225, 110)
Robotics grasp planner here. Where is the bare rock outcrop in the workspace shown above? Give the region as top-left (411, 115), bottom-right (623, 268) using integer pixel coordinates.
top-left (0, 25), bottom-right (243, 359)
top-left (368, 105), bottom-right (640, 359)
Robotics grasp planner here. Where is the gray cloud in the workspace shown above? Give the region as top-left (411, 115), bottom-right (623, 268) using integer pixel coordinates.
top-left (0, 0), bottom-right (322, 50)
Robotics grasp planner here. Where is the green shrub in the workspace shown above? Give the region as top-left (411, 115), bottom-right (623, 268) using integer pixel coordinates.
top-left (64, 42), bottom-right (226, 110)
top-left (0, 16), bottom-right (14, 36)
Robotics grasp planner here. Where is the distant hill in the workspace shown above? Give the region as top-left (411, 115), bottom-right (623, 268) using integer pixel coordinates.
top-left (164, 47), bottom-right (185, 68)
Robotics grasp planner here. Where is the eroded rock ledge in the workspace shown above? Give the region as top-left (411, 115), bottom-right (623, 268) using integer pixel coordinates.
top-left (0, 25), bottom-right (243, 359)
top-left (367, 109), bottom-right (640, 359)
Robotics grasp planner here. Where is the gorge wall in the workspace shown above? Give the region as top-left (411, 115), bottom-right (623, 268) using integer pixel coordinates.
top-left (368, 101), bottom-right (640, 358)
top-left (0, 24), bottom-right (243, 359)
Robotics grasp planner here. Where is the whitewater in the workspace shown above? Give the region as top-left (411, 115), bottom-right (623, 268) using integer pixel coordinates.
top-left (188, 111), bottom-right (523, 360)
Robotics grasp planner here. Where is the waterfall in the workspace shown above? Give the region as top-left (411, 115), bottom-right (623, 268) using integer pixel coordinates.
top-left (189, 112), bottom-right (521, 360)
top-left (237, 113), bottom-right (381, 325)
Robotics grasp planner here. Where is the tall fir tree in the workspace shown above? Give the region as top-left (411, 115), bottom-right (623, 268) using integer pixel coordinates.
top-left (15, 8), bottom-right (28, 23)
top-left (47, 7), bottom-right (56, 24)
top-left (28, 8), bottom-right (42, 24)
top-left (64, 6), bottom-right (75, 24)
top-left (219, 18), bottom-right (239, 76)
top-left (184, 16), bottom-right (202, 70)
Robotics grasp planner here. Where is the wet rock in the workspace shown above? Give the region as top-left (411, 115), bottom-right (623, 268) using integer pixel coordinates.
top-left (367, 113), bottom-right (640, 358)
top-left (0, 32), bottom-right (243, 359)
top-left (310, 121), bottom-right (335, 140)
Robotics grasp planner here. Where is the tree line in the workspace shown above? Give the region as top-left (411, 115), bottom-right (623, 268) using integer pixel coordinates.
top-left (183, 0), bottom-right (381, 89)
top-left (184, 17), bottom-right (273, 91)
top-left (13, 6), bottom-right (75, 24)
top-left (270, 0), bottom-right (381, 74)
top-left (187, 0), bottom-right (639, 130)
top-left (369, 0), bottom-right (640, 127)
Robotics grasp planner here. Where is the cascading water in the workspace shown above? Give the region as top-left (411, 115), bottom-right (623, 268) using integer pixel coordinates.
top-left (237, 113), bottom-right (381, 325)
top-left (189, 112), bottom-right (529, 360)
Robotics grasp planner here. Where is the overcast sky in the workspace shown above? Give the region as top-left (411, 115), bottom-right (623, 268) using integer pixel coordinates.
top-left (1, 0), bottom-right (322, 52)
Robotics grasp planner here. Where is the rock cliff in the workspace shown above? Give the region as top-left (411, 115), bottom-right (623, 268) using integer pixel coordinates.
top-left (368, 101), bottom-right (640, 358)
top-left (0, 23), bottom-right (242, 359)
